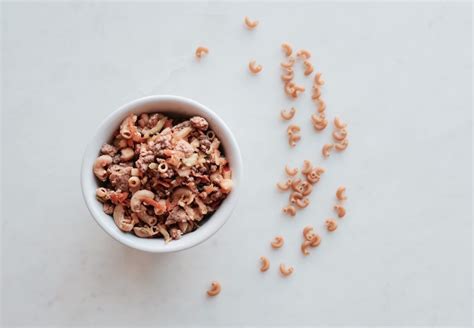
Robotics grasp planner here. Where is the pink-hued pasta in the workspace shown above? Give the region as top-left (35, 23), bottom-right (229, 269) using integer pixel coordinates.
top-left (314, 72), bottom-right (325, 85)
top-left (311, 114), bottom-right (328, 131)
top-left (113, 204), bottom-right (135, 232)
top-left (312, 86), bottom-right (321, 100)
top-left (283, 205), bottom-right (296, 217)
top-left (93, 155), bottom-right (113, 181)
top-left (309, 234), bottom-right (321, 247)
top-left (317, 99), bottom-right (326, 113)
top-left (271, 236), bottom-right (284, 249)
top-left (322, 144), bottom-right (334, 158)
top-left (295, 198), bottom-right (309, 208)
top-left (296, 181), bottom-right (313, 196)
top-left (260, 256), bottom-right (270, 272)
top-left (325, 219), bottom-right (338, 232)
top-left (332, 129), bottom-right (348, 141)
top-left (280, 56), bottom-right (295, 68)
top-left (285, 165), bottom-right (298, 176)
top-left (276, 179), bottom-right (292, 191)
top-left (280, 107), bottom-right (296, 120)
top-left (281, 71), bottom-right (294, 82)
top-left (296, 49), bottom-right (311, 59)
top-left (281, 42), bottom-right (293, 56)
top-left (306, 167), bottom-right (325, 184)
top-left (289, 134), bottom-right (301, 147)
top-left (334, 117), bottom-right (347, 129)
top-left (291, 178), bottom-right (302, 191)
top-left (303, 226), bottom-right (315, 241)
top-left (128, 176), bottom-right (141, 188)
top-left (294, 84), bottom-right (305, 93)
top-left (279, 263), bottom-right (294, 276)
top-left (301, 240), bottom-right (311, 255)
top-left (284, 81), bottom-right (296, 96)
top-left (289, 191), bottom-right (304, 205)
top-left (301, 160), bottom-right (313, 175)
top-left (334, 204), bottom-right (346, 218)
top-left (335, 139), bottom-right (349, 151)
top-left (195, 46), bottom-right (209, 58)
top-left (336, 186), bottom-right (347, 201)
top-left (303, 60), bottom-right (314, 76)
top-left (244, 16), bottom-right (259, 29)
top-left (207, 282), bottom-right (221, 296)
top-left (287, 124), bottom-right (301, 135)
top-left (248, 60), bottom-right (263, 74)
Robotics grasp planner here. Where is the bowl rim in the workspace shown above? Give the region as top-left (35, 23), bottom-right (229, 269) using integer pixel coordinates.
top-left (80, 95), bottom-right (242, 253)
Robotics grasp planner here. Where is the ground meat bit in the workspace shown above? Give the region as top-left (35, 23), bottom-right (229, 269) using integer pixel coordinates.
top-left (135, 144), bottom-right (155, 172)
top-left (108, 165), bottom-right (131, 191)
top-left (165, 207), bottom-right (189, 225)
top-left (169, 227), bottom-right (182, 240)
top-left (199, 138), bottom-right (212, 153)
top-left (103, 202), bottom-right (115, 215)
top-left (175, 140), bottom-right (194, 155)
top-left (147, 113), bottom-right (160, 128)
top-left (100, 144), bottom-right (118, 156)
top-left (190, 116), bottom-right (209, 131)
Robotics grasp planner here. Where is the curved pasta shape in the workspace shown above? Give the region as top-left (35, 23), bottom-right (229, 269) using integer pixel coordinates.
top-left (325, 219), bottom-right (338, 232)
top-left (303, 60), bottom-right (314, 76)
top-left (290, 178), bottom-right (302, 191)
top-left (296, 181), bottom-right (312, 196)
top-left (314, 72), bottom-right (325, 85)
top-left (195, 46), bottom-right (209, 58)
top-left (332, 129), bottom-right (348, 141)
top-left (284, 81), bottom-right (296, 96)
top-left (334, 116), bottom-right (347, 129)
top-left (295, 198), bottom-right (309, 208)
top-left (307, 168), bottom-right (324, 184)
top-left (281, 42), bottom-right (293, 56)
top-left (133, 226), bottom-right (158, 238)
top-left (244, 16), bottom-right (259, 29)
top-left (296, 49), bottom-right (311, 59)
top-left (128, 176), bottom-right (141, 188)
top-left (207, 281), bottom-right (221, 296)
top-left (93, 155), bottom-right (113, 181)
top-left (322, 144), bottom-right (334, 158)
top-left (285, 165), bottom-right (298, 176)
top-left (260, 256), bottom-right (270, 272)
top-left (312, 86), bottom-right (321, 100)
top-left (130, 190), bottom-right (155, 212)
top-left (289, 191), bottom-right (304, 205)
top-left (248, 60), bottom-right (263, 74)
top-left (271, 236), bottom-right (284, 249)
top-left (279, 263), bottom-right (294, 276)
top-left (281, 71), bottom-right (294, 82)
top-left (280, 56), bottom-right (295, 68)
top-left (317, 99), bottom-right (326, 113)
top-left (282, 205), bottom-right (296, 217)
top-left (301, 160), bottom-right (313, 174)
top-left (301, 240), bottom-right (312, 255)
top-left (276, 179), bottom-right (292, 191)
top-left (294, 85), bottom-right (305, 93)
top-left (309, 234), bottom-right (321, 247)
top-left (289, 134), bottom-right (301, 147)
top-left (303, 226), bottom-right (315, 241)
top-left (336, 186), bottom-right (347, 201)
top-left (334, 139), bottom-right (349, 151)
top-left (334, 204), bottom-right (346, 218)
top-left (312, 118), bottom-right (328, 131)
top-left (287, 124), bottom-right (301, 136)
top-left (280, 107), bottom-right (296, 120)
top-left (113, 204), bottom-right (134, 232)
top-left (136, 205), bottom-right (158, 226)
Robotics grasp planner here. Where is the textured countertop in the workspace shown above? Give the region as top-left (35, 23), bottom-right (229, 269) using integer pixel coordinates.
top-left (1, 2), bottom-right (471, 326)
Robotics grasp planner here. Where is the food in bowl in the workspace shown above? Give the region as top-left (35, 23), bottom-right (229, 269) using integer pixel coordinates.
top-left (93, 112), bottom-right (232, 242)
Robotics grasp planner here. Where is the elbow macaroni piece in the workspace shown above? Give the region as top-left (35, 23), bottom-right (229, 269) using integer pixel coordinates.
top-left (248, 60), bottom-right (263, 74)
top-left (281, 42), bottom-right (293, 56)
top-left (281, 56), bottom-right (295, 68)
top-left (260, 256), bottom-right (270, 272)
top-left (332, 129), bottom-right (348, 141)
top-left (280, 107), bottom-right (296, 120)
top-left (285, 165), bottom-right (298, 176)
top-left (276, 179), bottom-right (292, 191)
top-left (244, 16), bottom-right (259, 29)
top-left (195, 46), bottom-right (209, 58)
top-left (322, 144), bottom-right (334, 158)
top-left (301, 160), bottom-right (313, 175)
top-left (336, 186), bottom-right (347, 201)
top-left (334, 139), bottom-right (349, 151)
top-left (334, 204), bottom-right (346, 218)
top-left (317, 99), bottom-right (326, 113)
top-left (325, 219), bottom-right (338, 232)
top-left (296, 49), bottom-right (311, 59)
top-left (303, 60), bottom-right (314, 76)
top-left (279, 264), bottom-right (294, 276)
top-left (113, 204), bottom-right (135, 232)
top-left (334, 117), bottom-right (347, 129)
top-left (301, 240), bottom-right (312, 255)
top-left (130, 190), bottom-right (155, 212)
top-left (282, 205), bottom-right (296, 217)
top-left (207, 281), bottom-right (221, 296)
top-left (314, 72), bottom-right (325, 85)
top-left (271, 236), bottom-right (285, 249)
top-left (93, 155), bottom-right (113, 181)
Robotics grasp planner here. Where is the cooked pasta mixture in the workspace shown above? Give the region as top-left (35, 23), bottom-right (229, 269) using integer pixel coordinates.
top-left (93, 113), bottom-right (232, 242)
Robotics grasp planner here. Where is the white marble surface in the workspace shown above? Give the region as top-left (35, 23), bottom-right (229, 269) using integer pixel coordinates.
top-left (1, 2), bottom-right (472, 327)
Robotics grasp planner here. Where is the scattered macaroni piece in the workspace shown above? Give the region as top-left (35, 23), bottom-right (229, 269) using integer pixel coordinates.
top-left (301, 160), bottom-right (313, 175)
top-left (281, 70), bottom-right (294, 82)
top-left (271, 236), bottom-right (284, 249)
top-left (280, 56), bottom-right (295, 68)
top-left (289, 134), bottom-right (301, 147)
top-left (296, 49), bottom-right (311, 59)
top-left (334, 138), bottom-right (349, 151)
top-left (336, 186), bottom-right (347, 201)
top-left (322, 144), bottom-right (334, 158)
top-left (207, 281), bottom-right (221, 297)
top-left (248, 60), bottom-right (263, 74)
top-left (276, 179), bottom-right (292, 191)
top-left (260, 256), bottom-right (270, 272)
top-left (285, 165), bottom-right (298, 176)
top-left (317, 99), bottom-right (326, 113)
top-left (332, 129), bottom-right (348, 141)
top-left (283, 205), bottom-right (296, 217)
top-left (334, 204), bottom-right (346, 218)
top-left (244, 16), bottom-right (259, 29)
top-left (281, 42), bottom-right (293, 56)
top-left (314, 72), bottom-right (325, 85)
top-left (195, 46), bottom-right (209, 58)
top-left (334, 117), bottom-right (347, 129)
top-left (325, 219), bottom-right (338, 232)
top-left (303, 60), bottom-right (314, 76)
top-left (309, 234), bottom-right (322, 247)
top-left (279, 264), bottom-right (294, 277)
top-left (280, 107), bottom-right (296, 120)
top-left (301, 240), bottom-right (311, 255)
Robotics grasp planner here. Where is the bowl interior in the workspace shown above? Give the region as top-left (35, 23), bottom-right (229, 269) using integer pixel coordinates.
top-left (81, 96), bottom-right (241, 252)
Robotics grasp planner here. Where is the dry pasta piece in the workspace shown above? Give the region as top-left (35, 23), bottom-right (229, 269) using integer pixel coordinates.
top-left (311, 116), bottom-right (328, 131)
top-left (282, 205), bottom-right (296, 217)
top-left (334, 139), bottom-right (349, 151)
top-left (322, 144), bottom-right (334, 158)
top-left (276, 179), bottom-right (292, 191)
top-left (303, 60), bottom-right (314, 76)
top-left (301, 160), bottom-right (313, 175)
top-left (334, 117), bottom-right (347, 129)
top-left (301, 240), bottom-right (312, 255)
top-left (281, 42), bottom-right (293, 56)
top-left (285, 165), bottom-right (298, 176)
top-left (312, 86), bottom-right (321, 100)
top-left (314, 72), bottom-right (325, 85)
top-left (284, 81), bottom-right (296, 96)
top-left (281, 70), bottom-right (294, 82)
top-left (334, 204), bottom-right (346, 218)
top-left (281, 56), bottom-right (295, 68)
top-left (290, 178), bottom-right (302, 191)
top-left (295, 198), bottom-right (309, 208)
top-left (325, 219), bottom-right (338, 232)
top-left (271, 236), bottom-right (284, 249)
top-left (303, 226), bottom-right (315, 241)
top-left (244, 16), bottom-right (259, 29)
top-left (296, 49), bottom-right (311, 59)
top-left (336, 186), bottom-right (347, 201)
top-left (296, 181), bottom-right (313, 196)
top-left (287, 124), bottom-right (301, 135)
top-left (279, 264), bottom-right (294, 276)
top-left (309, 234), bottom-right (321, 247)
top-left (280, 107), bottom-right (296, 120)
top-left (294, 84), bottom-right (305, 93)
top-left (195, 46), bottom-right (209, 58)
top-left (289, 134), bottom-right (301, 147)
top-left (317, 99), bottom-right (326, 113)
top-left (260, 256), bottom-right (270, 272)
top-left (207, 281), bottom-right (221, 297)
top-left (248, 60), bottom-right (263, 74)
top-left (332, 129), bottom-right (348, 141)
top-left (289, 191), bottom-right (304, 205)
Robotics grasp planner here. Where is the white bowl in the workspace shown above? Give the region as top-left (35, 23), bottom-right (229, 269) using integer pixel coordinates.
top-left (81, 95), bottom-right (242, 253)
